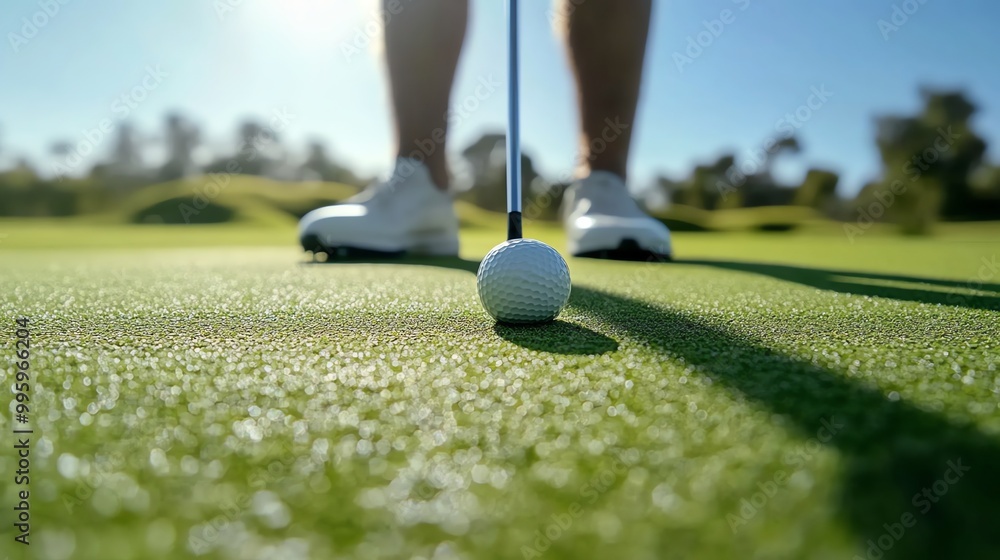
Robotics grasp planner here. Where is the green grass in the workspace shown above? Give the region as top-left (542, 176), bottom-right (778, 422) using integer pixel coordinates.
top-left (1, 221), bottom-right (998, 560)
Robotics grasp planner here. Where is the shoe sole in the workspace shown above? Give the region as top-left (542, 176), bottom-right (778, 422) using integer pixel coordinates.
top-left (300, 233), bottom-right (458, 259)
top-left (573, 239), bottom-right (672, 262)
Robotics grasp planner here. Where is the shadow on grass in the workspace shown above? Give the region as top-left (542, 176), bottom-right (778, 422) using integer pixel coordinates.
top-left (494, 320), bottom-right (618, 355)
top-left (680, 259), bottom-right (1000, 312)
top-left (312, 255), bottom-right (1000, 558)
top-left (567, 285), bottom-right (1000, 559)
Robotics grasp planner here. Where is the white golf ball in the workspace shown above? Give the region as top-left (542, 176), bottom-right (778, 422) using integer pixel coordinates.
top-left (477, 238), bottom-right (572, 324)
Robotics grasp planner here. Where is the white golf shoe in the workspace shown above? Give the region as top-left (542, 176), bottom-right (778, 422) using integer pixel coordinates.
top-left (562, 171), bottom-right (672, 260)
top-left (299, 158), bottom-right (459, 258)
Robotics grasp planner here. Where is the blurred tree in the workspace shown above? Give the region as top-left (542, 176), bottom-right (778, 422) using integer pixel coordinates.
top-left (300, 140), bottom-right (361, 185)
top-left (235, 120), bottom-right (269, 176)
top-left (525, 177), bottom-right (568, 221)
top-left (239, 121), bottom-right (263, 144)
top-left (969, 164), bottom-right (1000, 219)
top-left (653, 175), bottom-right (683, 208)
top-left (873, 115), bottom-right (934, 233)
top-left (111, 123), bottom-right (143, 172)
top-left (159, 112), bottom-right (200, 181)
top-left (459, 133), bottom-right (537, 213)
top-left (760, 136), bottom-right (801, 180)
top-left (921, 91), bottom-right (988, 219)
top-left (93, 123), bottom-right (152, 191)
top-left (301, 141), bottom-right (333, 181)
top-left (873, 90), bottom-right (988, 233)
top-left (672, 136), bottom-right (803, 211)
top-left (971, 165), bottom-right (1000, 196)
top-left (47, 139), bottom-right (81, 180)
top-left (50, 141), bottom-right (72, 159)
top-left (0, 158), bottom-right (42, 216)
top-left (684, 154), bottom-right (736, 210)
top-left (2, 158), bottom-right (37, 186)
top-left (794, 169), bottom-right (840, 210)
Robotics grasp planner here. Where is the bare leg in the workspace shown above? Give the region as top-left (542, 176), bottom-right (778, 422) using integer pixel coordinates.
top-left (384, 0), bottom-right (468, 190)
top-left (560, 0), bottom-right (652, 181)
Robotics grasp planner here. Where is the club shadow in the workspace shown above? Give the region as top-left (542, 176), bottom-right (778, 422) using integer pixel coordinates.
top-left (679, 259), bottom-right (1000, 312)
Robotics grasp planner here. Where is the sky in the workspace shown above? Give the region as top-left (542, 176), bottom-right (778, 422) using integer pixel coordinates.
top-left (1, 0), bottom-right (999, 196)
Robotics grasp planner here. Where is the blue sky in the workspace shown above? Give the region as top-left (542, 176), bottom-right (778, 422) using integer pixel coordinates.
top-left (2, 0), bottom-right (999, 195)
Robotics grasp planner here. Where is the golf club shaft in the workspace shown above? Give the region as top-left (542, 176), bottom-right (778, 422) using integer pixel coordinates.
top-left (506, 0), bottom-right (522, 240)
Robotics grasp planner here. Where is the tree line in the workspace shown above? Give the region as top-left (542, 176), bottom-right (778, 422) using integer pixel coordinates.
top-left (1, 89), bottom-right (999, 234)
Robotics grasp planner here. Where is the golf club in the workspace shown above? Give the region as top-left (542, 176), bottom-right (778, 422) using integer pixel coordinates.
top-left (506, 0), bottom-right (522, 241)
top-left (474, 0), bottom-right (572, 324)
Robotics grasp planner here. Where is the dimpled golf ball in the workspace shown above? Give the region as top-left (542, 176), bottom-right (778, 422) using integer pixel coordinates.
top-left (477, 238), bottom-right (572, 324)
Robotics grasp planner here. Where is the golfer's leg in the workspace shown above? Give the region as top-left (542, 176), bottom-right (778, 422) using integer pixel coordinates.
top-left (560, 0), bottom-right (652, 180)
top-left (384, 0), bottom-right (468, 190)
top-left (556, 0), bottom-right (670, 259)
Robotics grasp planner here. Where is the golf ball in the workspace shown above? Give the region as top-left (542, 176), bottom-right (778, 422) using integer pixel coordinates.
top-left (477, 238), bottom-right (572, 324)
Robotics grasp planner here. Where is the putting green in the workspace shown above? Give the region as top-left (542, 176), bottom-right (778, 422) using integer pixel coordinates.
top-left (0, 223), bottom-right (998, 560)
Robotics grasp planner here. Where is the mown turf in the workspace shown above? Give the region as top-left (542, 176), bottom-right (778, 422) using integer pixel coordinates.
top-left (0, 224), bottom-right (998, 560)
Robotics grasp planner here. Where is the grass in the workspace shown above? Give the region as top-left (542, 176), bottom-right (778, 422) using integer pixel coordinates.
top-left (0, 220), bottom-right (998, 560)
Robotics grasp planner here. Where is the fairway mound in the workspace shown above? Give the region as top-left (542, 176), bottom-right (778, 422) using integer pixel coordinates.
top-left (654, 204), bottom-right (713, 232)
top-left (653, 204), bottom-right (823, 232)
top-left (132, 196), bottom-right (235, 224)
top-left (118, 175), bottom-right (360, 225)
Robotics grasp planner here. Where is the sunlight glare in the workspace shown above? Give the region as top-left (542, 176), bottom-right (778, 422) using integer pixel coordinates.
top-left (260, 0), bottom-right (362, 48)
